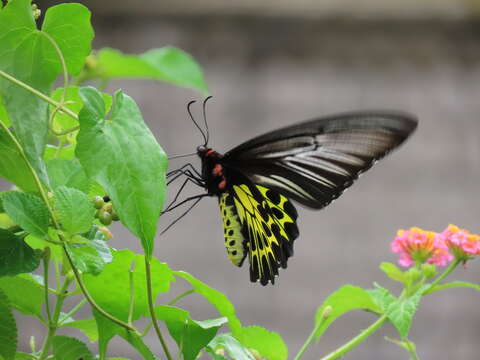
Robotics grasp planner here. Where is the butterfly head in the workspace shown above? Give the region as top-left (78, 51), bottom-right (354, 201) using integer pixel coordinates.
top-left (196, 145), bottom-right (209, 156)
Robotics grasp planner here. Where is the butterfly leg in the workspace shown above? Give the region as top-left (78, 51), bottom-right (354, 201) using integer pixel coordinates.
top-left (163, 176), bottom-right (203, 213)
top-left (160, 194), bottom-right (207, 235)
top-left (167, 163), bottom-right (202, 180)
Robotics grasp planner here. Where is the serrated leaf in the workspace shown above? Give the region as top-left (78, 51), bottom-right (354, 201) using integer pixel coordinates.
top-left (380, 262), bottom-right (406, 283)
top-left (65, 238), bottom-right (111, 276)
top-left (385, 293), bottom-right (422, 338)
top-left (0, 127), bottom-right (37, 192)
top-left (314, 285), bottom-right (379, 339)
top-left (0, 1), bottom-right (93, 182)
top-left (155, 305), bottom-right (226, 360)
top-left (174, 271), bottom-right (242, 336)
top-left (76, 87), bottom-right (168, 257)
top-left (207, 334), bottom-right (254, 360)
top-left (46, 159), bottom-right (89, 193)
top-left (52, 336), bottom-right (93, 360)
top-left (0, 289), bottom-right (17, 360)
top-left (60, 318), bottom-right (98, 342)
top-left (54, 186), bottom-right (95, 235)
top-left (95, 47), bottom-right (208, 95)
top-left (93, 310), bottom-right (156, 360)
top-left (238, 326), bottom-right (287, 360)
top-left (366, 284), bottom-right (397, 313)
top-left (2, 192), bottom-right (50, 238)
top-left (84, 249), bottom-right (174, 321)
top-left (0, 229), bottom-right (40, 276)
top-left (0, 275), bottom-right (43, 316)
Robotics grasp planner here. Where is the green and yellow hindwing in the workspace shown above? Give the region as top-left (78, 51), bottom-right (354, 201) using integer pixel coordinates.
top-left (219, 192), bottom-right (247, 266)
top-left (228, 183), bottom-right (299, 285)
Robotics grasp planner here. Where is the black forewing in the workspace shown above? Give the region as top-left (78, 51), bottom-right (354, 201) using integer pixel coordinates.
top-left (222, 111), bottom-right (417, 209)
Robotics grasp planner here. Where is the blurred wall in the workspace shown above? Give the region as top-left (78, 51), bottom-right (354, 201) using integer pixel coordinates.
top-left (17, 1), bottom-right (480, 359)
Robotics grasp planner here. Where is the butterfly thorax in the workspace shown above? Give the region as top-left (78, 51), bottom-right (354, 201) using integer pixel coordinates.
top-left (197, 146), bottom-right (227, 196)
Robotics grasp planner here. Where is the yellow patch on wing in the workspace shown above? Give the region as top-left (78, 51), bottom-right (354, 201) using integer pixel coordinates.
top-left (231, 183), bottom-right (298, 285)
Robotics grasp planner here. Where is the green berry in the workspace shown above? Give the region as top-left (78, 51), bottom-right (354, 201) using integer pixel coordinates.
top-left (98, 211), bottom-right (112, 226)
top-left (111, 210), bottom-right (119, 221)
top-left (103, 202), bottom-right (113, 213)
top-left (93, 196), bottom-right (104, 209)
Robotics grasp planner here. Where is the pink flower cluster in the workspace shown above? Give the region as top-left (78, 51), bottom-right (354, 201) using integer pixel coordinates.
top-left (391, 225), bottom-right (480, 267)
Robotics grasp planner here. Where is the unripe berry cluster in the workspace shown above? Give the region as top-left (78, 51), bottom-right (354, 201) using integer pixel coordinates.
top-left (93, 195), bottom-right (119, 225)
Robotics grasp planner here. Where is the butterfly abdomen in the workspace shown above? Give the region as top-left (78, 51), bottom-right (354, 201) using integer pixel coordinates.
top-left (219, 192), bottom-right (247, 266)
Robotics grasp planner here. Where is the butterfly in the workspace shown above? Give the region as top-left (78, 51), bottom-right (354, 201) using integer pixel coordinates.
top-left (165, 99), bottom-right (417, 285)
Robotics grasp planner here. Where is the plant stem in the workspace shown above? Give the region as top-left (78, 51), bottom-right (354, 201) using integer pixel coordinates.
top-left (294, 308), bottom-right (330, 360)
top-left (405, 340), bottom-right (420, 360)
top-left (319, 314), bottom-right (388, 360)
top-left (62, 245), bottom-right (137, 331)
top-left (43, 256), bottom-right (52, 323)
top-left (145, 257), bottom-right (173, 360)
top-left (58, 299), bottom-right (87, 326)
top-left (38, 275), bottom-right (72, 360)
top-left (128, 264), bottom-right (135, 326)
top-left (167, 290), bottom-right (194, 306)
top-left (0, 70), bottom-right (78, 120)
top-left (422, 259), bottom-right (460, 295)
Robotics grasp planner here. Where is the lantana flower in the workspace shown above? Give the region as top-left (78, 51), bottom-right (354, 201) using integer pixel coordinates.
top-left (391, 227), bottom-right (453, 267)
top-left (440, 224), bottom-right (480, 262)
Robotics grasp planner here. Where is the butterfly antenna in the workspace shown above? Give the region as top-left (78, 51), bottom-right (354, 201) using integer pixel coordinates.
top-left (202, 96), bottom-right (213, 145)
top-left (168, 152), bottom-right (197, 160)
top-left (187, 100), bottom-right (208, 145)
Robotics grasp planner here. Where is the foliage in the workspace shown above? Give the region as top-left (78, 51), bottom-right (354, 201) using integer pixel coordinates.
top-left (0, 1), bottom-right (477, 360)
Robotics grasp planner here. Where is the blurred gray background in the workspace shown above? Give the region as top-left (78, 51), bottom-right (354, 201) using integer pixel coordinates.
top-left (15, 0), bottom-right (480, 359)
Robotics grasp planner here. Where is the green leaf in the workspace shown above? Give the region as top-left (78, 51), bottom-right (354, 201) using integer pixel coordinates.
top-left (14, 352), bottom-right (33, 360)
top-left (380, 262), bottom-right (406, 283)
top-left (2, 192), bottom-right (50, 238)
top-left (95, 47), bottom-right (208, 95)
top-left (65, 237), bottom-right (111, 276)
top-left (174, 271), bottom-right (242, 336)
top-left (46, 159), bottom-right (89, 193)
top-left (60, 318), bottom-right (98, 342)
top-left (93, 310), bottom-right (156, 360)
top-left (238, 326), bottom-right (287, 360)
top-left (207, 334), bottom-right (254, 360)
top-left (0, 229), bottom-right (40, 276)
top-left (41, 5), bottom-right (94, 75)
top-left (25, 234), bottom-right (63, 263)
top-left (50, 86), bottom-right (112, 139)
top-left (84, 249), bottom-right (174, 321)
top-left (366, 284), bottom-right (397, 313)
top-left (76, 87), bottom-right (168, 257)
top-left (155, 305), bottom-right (226, 360)
top-left (44, 144), bottom-right (76, 161)
top-left (0, 275), bottom-right (43, 316)
top-left (54, 186), bottom-right (95, 235)
top-left (385, 292), bottom-right (422, 338)
top-left (0, 96), bottom-right (9, 127)
top-left (0, 1), bottom-right (93, 182)
top-left (52, 336), bottom-right (93, 360)
top-left (314, 285), bottom-right (379, 339)
top-left (0, 127), bottom-right (36, 192)
top-left (0, 289), bottom-right (17, 360)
